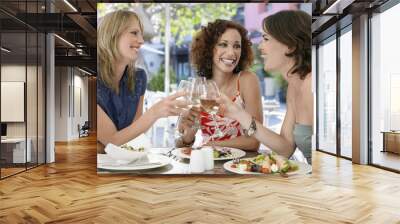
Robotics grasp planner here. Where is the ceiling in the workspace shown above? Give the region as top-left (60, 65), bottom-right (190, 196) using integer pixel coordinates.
top-left (0, 0), bottom-right (97, 74)
top-left (310, 0), bottom-right (391, 44)
top-left (0, 0), bottom-right (395, 76)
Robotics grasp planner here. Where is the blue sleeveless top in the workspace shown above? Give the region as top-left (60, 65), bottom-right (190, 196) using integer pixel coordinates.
top-left (97, 67), bottom-right (147, 131)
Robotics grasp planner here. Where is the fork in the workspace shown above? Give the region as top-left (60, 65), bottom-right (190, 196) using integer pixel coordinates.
top-left (164, 147), bottom-right (181, 161)
top-left (162, 147), bottom-right (175, 157)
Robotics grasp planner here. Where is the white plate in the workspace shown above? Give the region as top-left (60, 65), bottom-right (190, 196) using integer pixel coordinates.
top-left (97, 153), bottom-right (170, 171)
top-left (223, 159), bottom-right (312, 175)
top-left (171, 146), bottom-right (246, 161)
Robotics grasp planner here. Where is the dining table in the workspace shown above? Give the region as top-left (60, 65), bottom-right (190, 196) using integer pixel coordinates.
top-left (97, 147), bottom-right (312, 176)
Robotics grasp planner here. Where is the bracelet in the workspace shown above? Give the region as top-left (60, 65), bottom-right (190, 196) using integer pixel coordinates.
top-left (243, 116), bottom-right (257, 137)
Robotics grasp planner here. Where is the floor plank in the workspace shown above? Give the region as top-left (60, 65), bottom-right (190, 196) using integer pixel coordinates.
top-left (0, 134), bottom-right (399, 223)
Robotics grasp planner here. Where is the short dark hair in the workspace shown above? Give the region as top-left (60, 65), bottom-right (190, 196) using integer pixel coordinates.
top-left (263, 10), bottom-right (311, 80)
top-left (190, 19), bottom-right (254, 79)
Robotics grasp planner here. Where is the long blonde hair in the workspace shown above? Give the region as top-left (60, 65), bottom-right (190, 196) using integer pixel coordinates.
top-left (97, 10), bottom-right (143, 94)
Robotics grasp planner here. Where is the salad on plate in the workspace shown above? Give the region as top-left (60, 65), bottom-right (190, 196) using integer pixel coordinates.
top-left (229, 153), bottom-right (299, 174)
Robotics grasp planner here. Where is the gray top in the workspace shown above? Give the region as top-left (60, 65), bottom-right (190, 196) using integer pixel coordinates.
top-left (293, 123), bottom-right (312, 164)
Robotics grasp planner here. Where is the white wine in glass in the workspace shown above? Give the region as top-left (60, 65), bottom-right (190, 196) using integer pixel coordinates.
top-left (200, 80), bottom-right (224, 139)
top-left (200, 98), bottom-right (219, 114)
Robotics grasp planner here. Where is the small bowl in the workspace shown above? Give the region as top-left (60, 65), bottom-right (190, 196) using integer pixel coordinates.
top-left (105, 143), bottom-right (148, 165)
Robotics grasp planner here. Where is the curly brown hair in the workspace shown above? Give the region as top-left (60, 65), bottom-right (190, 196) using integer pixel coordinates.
top-left (262, 10), bottom-right (311, 80)
top-left (190, 19), bottom-right (254, 79)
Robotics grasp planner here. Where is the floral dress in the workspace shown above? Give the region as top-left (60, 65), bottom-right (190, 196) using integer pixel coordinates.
top-left (200, 72), bottom-right (245, 143)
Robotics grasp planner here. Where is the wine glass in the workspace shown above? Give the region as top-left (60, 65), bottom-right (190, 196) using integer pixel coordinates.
top-left (175, 80), bottom-right (192, 139)
top-left (188, 77), bottom-right (205, 130)
top-left (177, 79), bottom-right (192, 100)
top-left (199, 80), bottom-right (224, 141)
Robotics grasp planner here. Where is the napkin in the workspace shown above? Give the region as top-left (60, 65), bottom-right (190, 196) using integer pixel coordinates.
top-left (124, 134), bottom-right (152, 151)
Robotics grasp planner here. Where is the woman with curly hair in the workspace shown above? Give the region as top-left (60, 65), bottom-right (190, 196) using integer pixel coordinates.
top-left (97, 10), bottom-right (187, 148)
top-left (177, 19), bottom-right (263, 151)
top-left (217, 10), bottom-right (313, 164)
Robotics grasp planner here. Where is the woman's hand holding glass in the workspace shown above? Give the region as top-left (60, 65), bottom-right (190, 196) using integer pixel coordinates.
top-left (216, 93), bottom-right (244, 121)
top-left (177, 106), bottom-right (201, 144)
top-left (175, 80), bottom-right (195, 138)
top-left (175, 77), bottom-right (206, 146)
top-left (149, 91), bottom-right (189, 119)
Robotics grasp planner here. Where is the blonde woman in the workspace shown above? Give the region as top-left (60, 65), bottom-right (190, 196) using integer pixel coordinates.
top-left (97, 10), bottom-right (187, 147)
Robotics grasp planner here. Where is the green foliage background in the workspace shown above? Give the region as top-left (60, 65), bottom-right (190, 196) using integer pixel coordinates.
top-left (98, 3), bottom-right (239, 46)
top-left (148, 66), bottom-right (177, 92)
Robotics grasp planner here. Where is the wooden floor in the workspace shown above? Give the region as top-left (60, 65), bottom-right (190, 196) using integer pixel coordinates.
top-left (372, 150), bottom-right (400, 171)
top-left (1, 167), bottom-right (25, 177)
top-left (1, 135), bottom-right (400, 223)
top-left (1, 163), bottom-right (46, 178)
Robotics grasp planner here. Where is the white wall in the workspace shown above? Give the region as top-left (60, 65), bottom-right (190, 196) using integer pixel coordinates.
top-left (1, 82), bottom-right (25, 122)
top-left (1, 66), bottom-right (25, 129)
top-left (1, 65), bottom-right (26, 81)
top-left (1, 65), bottom-right (28, 138)
top-left (54, 67), bottom-right (89, 141)
top-left (55, 66), bottom-right (69, 141)
top-left (1, 64), bottom-right (46, 163)
top-left (71, 72), bottom-right (89, 138)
